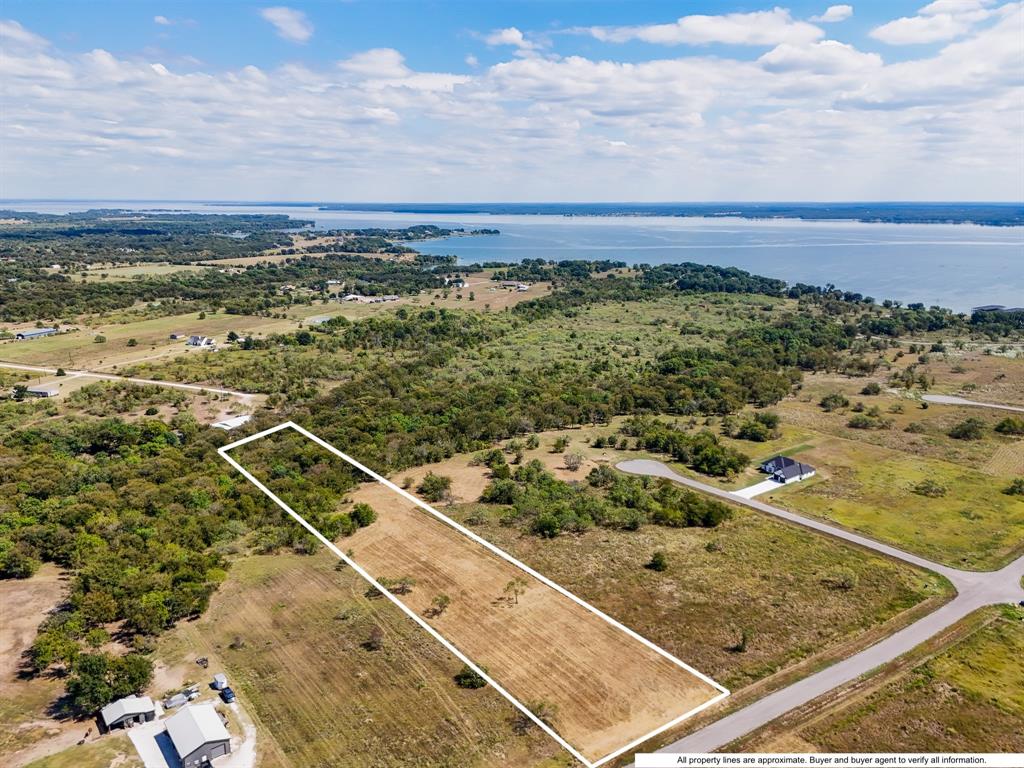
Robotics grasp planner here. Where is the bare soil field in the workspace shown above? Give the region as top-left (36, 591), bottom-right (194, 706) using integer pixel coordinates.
top-left (0, 566), bottom-right (87, 767)
top-left (340, 481), bottom-right (722, 764)
top-left (176, 552), bottom-right (567, 768)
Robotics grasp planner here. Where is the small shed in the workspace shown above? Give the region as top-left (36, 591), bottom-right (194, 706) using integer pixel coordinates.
top-left (15, 328), bottom-right (56, 340)
top-left (166, 703), bottom-right (232, 767)
top-left (212, 673), bottom-right (228, 690)
top-left (25, 385), bottom-right (59, 398)
top-left (100, 694), bottom-right (156, 730)
top-left (211, 415), bottom-right (252, 431)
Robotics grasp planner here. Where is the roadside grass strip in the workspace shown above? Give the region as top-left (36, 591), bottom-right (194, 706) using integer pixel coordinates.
top-left (220, 421), bottom-right (729, 768)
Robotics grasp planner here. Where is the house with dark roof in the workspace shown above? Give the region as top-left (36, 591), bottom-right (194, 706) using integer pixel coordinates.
top-left (760, 455), bottom-right (816, 484)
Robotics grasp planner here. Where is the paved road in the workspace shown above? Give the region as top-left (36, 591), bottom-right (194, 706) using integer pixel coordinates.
top-left (0, 361), bottom-right (257, 402)
top-left (617, 459), bottom-right (1024, 755)
top-left (922, 393), bottom-right (1024, 414)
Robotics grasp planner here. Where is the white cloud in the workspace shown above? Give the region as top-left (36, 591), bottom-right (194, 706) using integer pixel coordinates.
top-left (0, 19), bottom-right (48, 48)
top-left (338, 48), bottom-right (410, 78)
top-left (0, 13), bottom-right (1017, 201)
top-left (154, 15), bottom-right (171, 26)
top-left (484, 27), bottom-right (537, 51)
top-left (870, 0), bottom-right (995, 44)
top-left (809, 5), bottom-right (854, 23)
top-left (259, 6), bottom-right (313, 44)
top-left (759, 40), bottom-right (881, 73)
top-left (583, 9), bottom-right (823, 46)
top-left (465, 54), bottom-right (479, 67)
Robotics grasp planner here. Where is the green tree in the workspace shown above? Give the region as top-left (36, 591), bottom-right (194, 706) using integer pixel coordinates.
top-left (417, 472), bottom-right (452, 503)
top-left (351, 503), bottom-right (377, 527)
top-left (647, 550), bottom-right (669, 572)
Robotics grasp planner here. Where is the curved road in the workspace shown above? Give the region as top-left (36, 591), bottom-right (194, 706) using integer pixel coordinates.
top-left (617, 459), bottom-right (1024, 755)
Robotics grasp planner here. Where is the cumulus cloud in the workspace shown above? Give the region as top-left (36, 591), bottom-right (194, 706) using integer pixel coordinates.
top-left (0, 19), bottom-right (48, 47)
top-left (809, 5), bottom-right (854, 23)
top-left (259, 6), bottom-right (313, 43)
top-left (0, 10), bottom-right (1017, 201)
top-left (154, 15), bottom-right (171, 26)
top-left (870, 0), bottom-right (995, 44)
top-left (484, 27), bottom-right (537, 51)
top-left (582, 8), bottom-right (823, 46)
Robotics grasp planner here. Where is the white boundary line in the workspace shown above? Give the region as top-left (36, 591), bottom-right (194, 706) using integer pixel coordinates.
top-left (219, 421), bottom-right (729, 768)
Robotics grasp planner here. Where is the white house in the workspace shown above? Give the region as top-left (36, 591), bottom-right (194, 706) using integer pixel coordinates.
top-left (760, 455), bottom-right (816, 484)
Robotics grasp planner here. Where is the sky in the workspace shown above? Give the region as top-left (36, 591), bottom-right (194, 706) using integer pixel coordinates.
top-left (1, 1), bottom-right (1022, 202)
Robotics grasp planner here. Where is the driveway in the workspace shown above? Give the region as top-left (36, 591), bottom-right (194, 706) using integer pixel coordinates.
top-left (732, 478), bottom-right (782, 499)
top-left (922, 393), bottom-right (1024, 413)
top-left (127, 719), bottom-right (176, 768)
top-left (616, 458), bottom-right (1024, 757)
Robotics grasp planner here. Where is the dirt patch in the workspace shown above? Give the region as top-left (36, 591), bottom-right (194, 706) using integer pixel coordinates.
top-left (0, 565), bottom-right (65, 689)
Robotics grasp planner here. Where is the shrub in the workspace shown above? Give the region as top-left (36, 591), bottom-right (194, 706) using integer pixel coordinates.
top-left (454, 664), bottom-right (487, 689)
top-left (1004, 478), bottom-right (1024, 496)
top-left (646, 550), bottom-right (668, 572)
top-left (417, 472), bottom-right (452, 502)
top-left (351, 503), bottom-right (377, 527)
top-left (948, 418), bottom-right (986, 440)
top-left (819, 392), bottom-right (850, 412)
top-left (93, 335), bottom-right (106, 343)
top-left (860, 382), bottom-right (882, 395)
top-left (826, 568), bottom-right (859, 591)
top-left (904, 421), bottom-right (927, 434)
top-left (994, 417), bottom-right (1024, 436)
top-left (913, 479), bottom-right (947, 498)
top-left (563, 452), bottom-right (584, 471)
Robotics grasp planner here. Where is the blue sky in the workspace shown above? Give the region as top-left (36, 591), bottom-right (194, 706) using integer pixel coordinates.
top-left (2, 1), bottom-right (1021, 201)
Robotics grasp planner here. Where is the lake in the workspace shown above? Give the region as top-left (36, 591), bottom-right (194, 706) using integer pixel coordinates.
top-left (7, 201), bottom-right (1023, 312)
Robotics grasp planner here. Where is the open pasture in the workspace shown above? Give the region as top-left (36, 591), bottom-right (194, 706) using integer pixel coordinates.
top-left (232, 430), bottom-right (724, 765)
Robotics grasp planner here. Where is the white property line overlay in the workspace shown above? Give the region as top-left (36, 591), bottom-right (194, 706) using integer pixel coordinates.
top-left (219, 421), bottom-right (729, 768)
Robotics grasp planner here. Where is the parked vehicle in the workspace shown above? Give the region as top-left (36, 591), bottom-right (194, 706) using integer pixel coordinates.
top-left (220, 687), bottom-right (236, 704)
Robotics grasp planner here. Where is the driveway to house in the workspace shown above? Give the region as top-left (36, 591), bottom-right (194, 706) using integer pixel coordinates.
top-left (616, 458), bottom-right (1024, 757)
top-left (0, 361), bottom-right (258, 403)
top-left (922, 393), bottom-right (1024, 413)
top-left (731, 478), bottom-right (782, 499)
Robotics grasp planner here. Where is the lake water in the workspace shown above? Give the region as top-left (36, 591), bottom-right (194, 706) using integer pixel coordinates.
top-left (6, 201), bottom-right (1023, 312)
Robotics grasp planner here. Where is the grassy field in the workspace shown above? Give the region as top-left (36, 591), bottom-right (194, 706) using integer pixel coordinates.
top-left (78, 263), bottom-right (213, 282)
top-left (784, 605), bottom-right (1024, 752)
top-left (235, 436), bottom-right (722, 764)
top-left (173, 552), bottom-right (569, 768)
top-left (22, 734), bottom-right (143, 768)
top-left (759, 433), bottom-right (1024, 570)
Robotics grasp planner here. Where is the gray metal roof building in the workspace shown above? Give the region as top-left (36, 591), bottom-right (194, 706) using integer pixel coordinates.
top-left (166, 703), bottom-right (231, 767)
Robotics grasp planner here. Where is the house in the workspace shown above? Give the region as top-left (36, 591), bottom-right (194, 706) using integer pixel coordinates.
top-left (212, 673), bottom-right (228, 690)
top-left (25, 385), bottom-right (59, 398)
top-left (165, 703), bottom-right (232, 767)
top-left (499, 280), bottom-right (519, 288)
top-left (516, 283), bottom-right (530, 292)
top-left (187, 335), bottom-right (214, 347)
top-left (760, 455), bottom-right (816, 484)
top-left (100, 695), bottom-right (156, 730)
top-left (447, 277), bottom-right (466, 289)
top-left (211, 415), bottom-right (252, 431)
top-left (15, 328), bottom-right (56, 340)
top-left (342, 293), bottom-right (362, 302)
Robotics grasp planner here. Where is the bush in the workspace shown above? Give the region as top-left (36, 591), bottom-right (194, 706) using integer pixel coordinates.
top-left (948, 418), bottom-right (986, 440)
top-left (994, 417), bottom-right (1024, 436)
top-left (93, 335), bottom-right (106, 344)
top-left (819, 392), bottom-right (849, 412)
top-left (913, 479), bottom-right (947, 498)
top-left (1004, 478), bottom-right (1024, 496)
top-left (860, 382), bottom-right (882, 395)
top-left (454, 664), bottom-right (487, 689)
top-left (646, 550), bottom-right (668, 572)
top-left (417, 472), bottom-right (452, 502)
top-left (904, 421), bottom-right (927, 434)
top-left (351, 503), bottom-right (377, 527)
top-left (826, 568), bottom-right (859, 591)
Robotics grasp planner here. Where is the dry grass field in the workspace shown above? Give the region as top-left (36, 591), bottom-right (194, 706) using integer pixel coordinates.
top-left (743, 605), bottom-right (1024, 753)
top-left (340, 481), bottom-right (722, 764)
top-left (174, 552), bottom-right (569, 768)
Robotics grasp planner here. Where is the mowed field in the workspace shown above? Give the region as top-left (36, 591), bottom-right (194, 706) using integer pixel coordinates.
top-left (180, 552), bottom-right (568, 768)
top-left (236, 440), bottom-right (722, 764)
